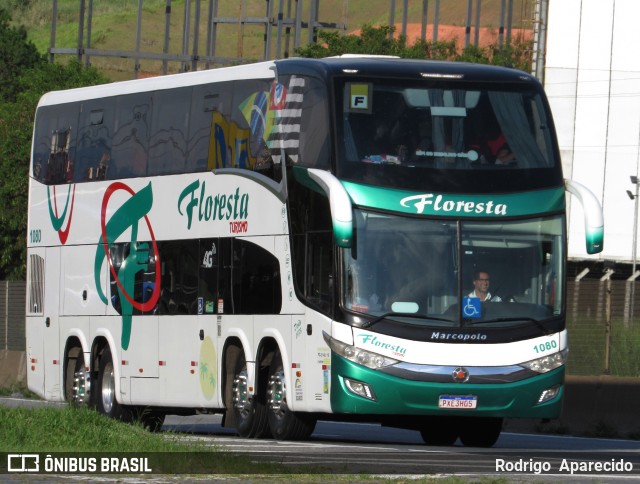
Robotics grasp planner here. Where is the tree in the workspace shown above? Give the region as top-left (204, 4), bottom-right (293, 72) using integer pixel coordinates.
top-left (0, 8), bottom-right (43, 103)
top-left (0, 8), bottom-right (109, 280)
top-left (295, 24), bottom-right (533, 72)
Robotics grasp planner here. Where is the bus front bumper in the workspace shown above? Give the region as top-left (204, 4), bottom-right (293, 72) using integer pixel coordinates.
top-left (330, 352), bottom-right (564, 419)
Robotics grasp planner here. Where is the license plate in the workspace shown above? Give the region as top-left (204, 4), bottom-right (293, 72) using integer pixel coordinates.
top-left (438, 395), bottom-right (478, 409)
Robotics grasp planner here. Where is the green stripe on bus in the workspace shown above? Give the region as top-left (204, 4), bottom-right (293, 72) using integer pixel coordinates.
top-left (342, 182), bottom-right (565, 218)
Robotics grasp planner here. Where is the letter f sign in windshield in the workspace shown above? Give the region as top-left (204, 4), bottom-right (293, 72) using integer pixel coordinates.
top-left (352, 95), bottom-right (367, 109)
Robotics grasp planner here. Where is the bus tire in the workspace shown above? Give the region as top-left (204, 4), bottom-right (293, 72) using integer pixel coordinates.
top-left (96, 346), bottom-right (130, 421)
top-left (266, 352), bottom-right (316, 440)
top-left (230, 349), bottom-right (269, 438)
top-left (458, 417), bottom-right (503, 447)
top-left (419, 417), bottom-right (459, 446)
top-left (66, 349), bottom-right (89, 407)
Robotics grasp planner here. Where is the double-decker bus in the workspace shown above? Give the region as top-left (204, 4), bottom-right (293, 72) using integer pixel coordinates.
top-left (26, 56), bottom-right (603, 447)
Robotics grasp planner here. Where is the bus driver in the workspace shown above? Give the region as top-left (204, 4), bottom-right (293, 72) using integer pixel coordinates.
top-left (468, 270), bottom-right (502, 302)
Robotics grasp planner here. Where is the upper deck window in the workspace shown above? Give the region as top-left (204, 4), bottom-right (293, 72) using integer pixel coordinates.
top-left (336, 78), bottom-right (562, 193)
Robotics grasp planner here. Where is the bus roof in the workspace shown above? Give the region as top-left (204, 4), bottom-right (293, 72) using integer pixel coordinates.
top-left (37, 56), bottom-right (538, 108)
top-left (275, 56), bottom-right (539, 85)
top-left (37, 60), bottom-right (276, 108)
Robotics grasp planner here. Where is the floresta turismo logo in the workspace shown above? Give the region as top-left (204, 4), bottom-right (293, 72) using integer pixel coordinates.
top-left (94, 182), bottom-right (161, 350)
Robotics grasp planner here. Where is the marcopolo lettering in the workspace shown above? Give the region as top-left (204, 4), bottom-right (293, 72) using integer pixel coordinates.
top-left (178, 180), bottom-right (249, 230)
top-left (431, 332), bottom-right (488, 341)
top-left (400, 193), bottom-right (507, 216)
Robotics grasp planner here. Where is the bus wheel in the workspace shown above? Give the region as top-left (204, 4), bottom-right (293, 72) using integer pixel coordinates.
top-left (96, 346), bottom-right (130, 421)
top-left (230, 351), bottom-right (269, 438)
top-left (266, 352), bottom-right (316, 440)
top-left (419, 417), bottom-right (459, 446)
top-left (458, 417), bottom-right (503, 447)
top-left (67, 351), bottom-right (90, 407)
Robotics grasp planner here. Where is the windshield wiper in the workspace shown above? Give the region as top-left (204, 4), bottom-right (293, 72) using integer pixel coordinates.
top-left (361, 312), bottom-right (452, 329)
top-left (468, 317), bottom-right (551, 335)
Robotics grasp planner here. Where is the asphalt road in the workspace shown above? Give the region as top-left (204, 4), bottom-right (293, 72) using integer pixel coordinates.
top-left (162, 413), bottom-right (640, 478)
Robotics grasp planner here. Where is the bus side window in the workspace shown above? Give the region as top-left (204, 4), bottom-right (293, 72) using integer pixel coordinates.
top-left (232, 239), bottom-right (282, 315)
top-left (111, 94), bottom-right (151, 179)
top-left (149, 88), bottom-right (189, 176)
top-left (159, 240), bottom-right (199, 315)
top-left (108, 242), bottom-right (159, 316)
top-left (76, 102), bottom-right (114, 182)
top-left (188, 87), bottom-right (219, 173)
top-left (32, 105), bottom-right (79, 185)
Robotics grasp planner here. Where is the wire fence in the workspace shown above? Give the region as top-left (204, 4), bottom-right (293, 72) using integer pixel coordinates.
top-left (3, 279), bottom-right (638, 376)
top-left (47, 0), bottom-right (539, 79)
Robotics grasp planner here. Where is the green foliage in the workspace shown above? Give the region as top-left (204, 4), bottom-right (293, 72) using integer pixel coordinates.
top-left (0, 8), bottom-right (108, 280)
top-left (0, 8), bottom-right (44, 102)
top-left (295, 23), bottom-right (533, 72)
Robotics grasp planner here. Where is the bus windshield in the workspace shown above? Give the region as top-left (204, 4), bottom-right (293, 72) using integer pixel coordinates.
top-left (336, 79), bottom-right (560, 192)
top-left (342, 209), bottom-right (564, 328)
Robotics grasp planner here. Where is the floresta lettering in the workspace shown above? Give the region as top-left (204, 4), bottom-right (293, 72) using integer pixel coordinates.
top-left (178, 180), bottom-right (248, 230)
top-left (401, 193), bottom-right (507, 216)
top-left (358, 334), bottom-right (407, 355)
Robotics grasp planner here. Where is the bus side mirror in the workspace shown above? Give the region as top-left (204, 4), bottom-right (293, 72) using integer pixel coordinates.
top-left (307, 168), bottom-right (353, 247)
top-left (565, 179), bottom-right (604, 254)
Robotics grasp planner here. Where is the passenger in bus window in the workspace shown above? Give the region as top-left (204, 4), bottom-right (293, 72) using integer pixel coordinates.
top-left (488, 133), bottom-right (516, 166)
top-left (468, 270), bottom-right (502, 302)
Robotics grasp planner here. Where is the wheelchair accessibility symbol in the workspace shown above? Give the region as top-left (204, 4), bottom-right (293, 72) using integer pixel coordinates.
top-left (462, 297), bottom-right (482, 319)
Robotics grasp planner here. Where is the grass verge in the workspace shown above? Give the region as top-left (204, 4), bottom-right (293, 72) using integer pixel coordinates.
top-left (0, 404), bottom-right (286, 475)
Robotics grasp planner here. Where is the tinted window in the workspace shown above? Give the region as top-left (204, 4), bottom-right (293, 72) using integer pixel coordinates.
top-left (32, 104), bottom-right (78, 184)
top-left (157, 240), bottom-right (199, 315)
top-left (149, 88), bottom-right (191, 176)
top-left (231, 238), bottom-right (282, 314)
top-left (111, 93), bottom-right (152, 179)
top-left (109, 241), bottom-right (159, 316)
top-left (76, 99), bottom-right (115, 182)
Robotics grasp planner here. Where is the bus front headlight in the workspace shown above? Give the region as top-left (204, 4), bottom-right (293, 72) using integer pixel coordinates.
top-left (519, 349), bottom-right (568, 373)
top-left (322, 331), bottom-right (399, 369)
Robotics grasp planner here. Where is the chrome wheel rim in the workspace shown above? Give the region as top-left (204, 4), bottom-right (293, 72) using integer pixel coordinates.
top-left (232, 369), bottom-right (251, 418)
top-left (101, 361), bottom-right (115, 414)
top-left (267, 369), bottom-right (286, 418)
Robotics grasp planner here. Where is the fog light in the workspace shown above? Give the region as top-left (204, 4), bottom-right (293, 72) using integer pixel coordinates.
top-left (538, 384), bottom-right (561, 404)
top-left (344, 378), bottom-right (377, 401)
